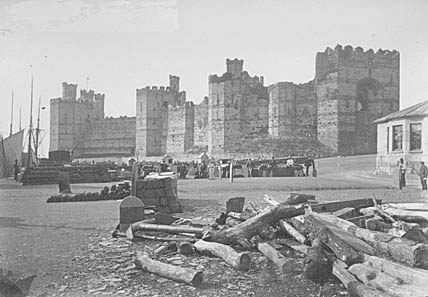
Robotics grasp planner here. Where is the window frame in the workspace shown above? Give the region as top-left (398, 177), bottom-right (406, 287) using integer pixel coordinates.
top-left (392, 124), bottom-right (403, 152)
top-left (410, 122), bottom-right (422, 152)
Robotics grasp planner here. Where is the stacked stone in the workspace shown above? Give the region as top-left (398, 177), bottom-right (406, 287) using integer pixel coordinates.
top-left (21, 165), bottom-right (111, 186)
top-left (135, 177), bottom-right (181, 213)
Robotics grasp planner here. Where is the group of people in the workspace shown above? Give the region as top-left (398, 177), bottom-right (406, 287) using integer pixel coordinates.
top-left (398, 157), bottom-right (428, 190)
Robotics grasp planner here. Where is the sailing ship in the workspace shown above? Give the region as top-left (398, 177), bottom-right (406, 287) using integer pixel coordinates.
top-left (0, 79), bottom-right (44, 178)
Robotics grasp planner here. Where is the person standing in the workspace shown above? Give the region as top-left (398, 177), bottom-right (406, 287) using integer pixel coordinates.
top-left (13, 159), bottom-right (19, 182)
top-left (304, 157), bottom-right (315, 177)
top-left (398, 158), bottom-right (406, 190)
top-left (419, 161), bottom-right (428, 190)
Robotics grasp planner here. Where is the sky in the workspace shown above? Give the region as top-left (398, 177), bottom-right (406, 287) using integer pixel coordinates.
top-left (0, 0), bottom-right (427, 157)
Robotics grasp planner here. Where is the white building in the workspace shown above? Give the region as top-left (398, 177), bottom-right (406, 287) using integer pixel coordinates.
top-left (375, 100), bottom-right (428, 175)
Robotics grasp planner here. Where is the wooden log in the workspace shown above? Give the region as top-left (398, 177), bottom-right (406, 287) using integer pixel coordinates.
top-left (313, 212), bottom-right (428, 269)
top-left (134, 252), bottom-right (203, 286)
top-left (292, 214), bottom-right (371, 265)
top-left (202, 204), bottom-right (305, 248)
top-left (276, 238), bottom-right (309, 255)
top-left (177, 242), bottom-right (194, 255)
top-left (303, 236), bottom-right (332, 282)
top-left (311, 198), bottom-right (381, 213)
top-left (194, 240), bottom-right (250, 271)
top-left (126, 222), bottom-right (205, 240)
top-left (257, 242), bottom-right (299, 274)
top-left (332, 207), bottom-right (355, 220)
top-left (278, 220), bottom-right (308, 244)
top-left (263, 194), bottom-right (280, 206)
top-left (349, 256), bottom-right (428, 297)
top-left (372, 196), bottom-right (395, 223)
top-left (332, 260), bottom-right (394, 297)
top-left (365, 217), bottom-right (391, 231)
top-left (154, 242), bottom-right (177, 255)
top-left (382, 206), bottom-right (428, 223)
top-left (285, 193), bottom-right (315, 205)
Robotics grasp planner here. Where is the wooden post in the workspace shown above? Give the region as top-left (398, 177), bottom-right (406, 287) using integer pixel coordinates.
top-left (229, 161), bottom-right (234, 183)
top-left (131, 162), bottom-right (138, 196)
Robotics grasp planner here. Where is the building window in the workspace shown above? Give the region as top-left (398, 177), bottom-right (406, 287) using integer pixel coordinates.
top-left (392, 125), bottom-right (403, 151)
top-left (410, 123), bottom-right (422, 151)
top-left (386, 126), bottom-right (389, 153)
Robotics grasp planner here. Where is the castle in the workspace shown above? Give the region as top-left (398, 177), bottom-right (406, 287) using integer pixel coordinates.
top-left (49, 44), bottom-right (400, 160)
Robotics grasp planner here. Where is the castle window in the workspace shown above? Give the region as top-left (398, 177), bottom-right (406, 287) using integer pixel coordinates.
top-left (392, 125), bottom-right (403, 151)
top-left (410, 123), bottom-right (422, 151)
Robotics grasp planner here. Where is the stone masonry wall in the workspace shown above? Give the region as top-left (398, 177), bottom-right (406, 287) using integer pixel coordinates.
top-left (74, 116), bottom-right (136, 157)
top-left (194, 97), bottom-right (209, 148)
top-left (268, 81), bottom-right (316, 141)
top-left (167, 102), bottom-right (194, 154)
top-left (316, 45), bottom-right (400, 155)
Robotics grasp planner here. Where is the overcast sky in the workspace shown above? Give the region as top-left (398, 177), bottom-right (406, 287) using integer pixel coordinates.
top-left (0, 0), bottom-right (427, 157)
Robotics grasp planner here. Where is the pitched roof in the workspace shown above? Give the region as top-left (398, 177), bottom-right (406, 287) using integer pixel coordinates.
top-left (374, 100), bottom-right (428, 124)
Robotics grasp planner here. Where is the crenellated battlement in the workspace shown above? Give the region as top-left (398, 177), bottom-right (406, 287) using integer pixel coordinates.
top-left (320, 44), bottom-right (399, 64)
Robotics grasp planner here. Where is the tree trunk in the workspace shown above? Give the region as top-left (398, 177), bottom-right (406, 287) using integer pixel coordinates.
top-left (278, 220), bottom-right (308, 244)
top-left (134, 252), bottom-right (203, 286)
top-left (177, 241), bottom-right (194, 255)
top-left (203, 204), bottom-right (305, 249)
top-left (194, 240), bottom-right (250, 271)
top-left (257, 242), bottom-right (299, 274)
top-left (349, 255), bottom-right (428, 297)
top-left (127, 222), bottom-right (205, 240)
top-left (303, 236), bottom-right (332, 282)
top-left (332, 260), bottom-right (394, 297)
top-left (313, 212), bottom-right (428, 269)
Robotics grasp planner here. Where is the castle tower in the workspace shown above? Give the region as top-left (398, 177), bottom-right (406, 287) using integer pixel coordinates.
top-left (136, 76), bottom-right (183, 157)
top-left (169, 75), bottom-right (180, 93)
top-left (62, 82), bottom-right (77, 100)
top-left (167, 101), bottom-right (195, 155)
top-left (208, 58), bottom-right (268, 157)
top-left (315, 45), bottom-right (400, 155)
top-left (226, 58), bottom-right (243, 78)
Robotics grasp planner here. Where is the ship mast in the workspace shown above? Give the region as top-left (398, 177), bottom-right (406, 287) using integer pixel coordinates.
top-left (35, 96), bottom-right (41, 163)
top-left (26, 77), bottom-right (34, 169)
top-left (9, 91), bottom-right (13, 137)
top-left (19, 108), bottom-right (22, 131)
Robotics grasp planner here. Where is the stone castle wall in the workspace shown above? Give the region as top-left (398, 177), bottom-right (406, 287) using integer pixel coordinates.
top-left (50, 44), bottom-right (400, 160)
top-left (315, 45), bottom-right (400, 155)
top-left (167, 102), bottom-right (194, 154)
top-left (268, 81), bottom-right (317, 141)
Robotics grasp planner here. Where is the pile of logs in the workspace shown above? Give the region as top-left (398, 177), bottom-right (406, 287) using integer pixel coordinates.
top-left (47, 183), bottom-right (131, 203)
top-left (115, 194), bottom-right (428, 296)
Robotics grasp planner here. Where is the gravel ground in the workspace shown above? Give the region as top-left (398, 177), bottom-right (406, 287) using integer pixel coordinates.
top-left (0, 154), bottom-right (427, 296)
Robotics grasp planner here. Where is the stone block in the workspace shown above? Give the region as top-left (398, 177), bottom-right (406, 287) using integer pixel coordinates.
top-left (119, 196), bottom-right (145, 232)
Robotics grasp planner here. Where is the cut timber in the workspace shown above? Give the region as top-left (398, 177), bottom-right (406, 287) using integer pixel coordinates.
top-left (276, 238), bottom-right (309, 255)
top-left (293, 214), bottom-right (372, 265)
top-left (386, 202), bottom-right (428, 211)
top-left (311, 199), bottom-right (381, 213)
top-left (154, 242), bottom-right (177, 255)
top-left (314, 213), bottom-right (428, 269)
top-left (285, 193), bottom-right (316, 205)
top-left (177, 242), bottom-right (194, 255)
top-left (203, 204), bottom-right (305, 249)
top-left (372, 197), bottom-right (395, 223)
top-left (332, 260), bottom-right (394, 297)
top-left (332, 207), bottom-right (355, 220)
top-left (126, 222), bottom-right (205, 240)
top-left (349, 255), bottom-right (428, 297)
top-left (226, 197), bottom-right (245, 213)
top-left (303, 236), bottom-right (332, 282)
top-left (382, 206), bottom-right (428, 223)
top-left (258, 242), bottom-right (299, 274)
top-left (134, 252), bottom-right (203, 286)
top-left (278, 220), bottom-right (308, 244)
top-left (194, 240), bottom-right (250, 271)
top-left (263, 194), bottom-right (280, 206)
